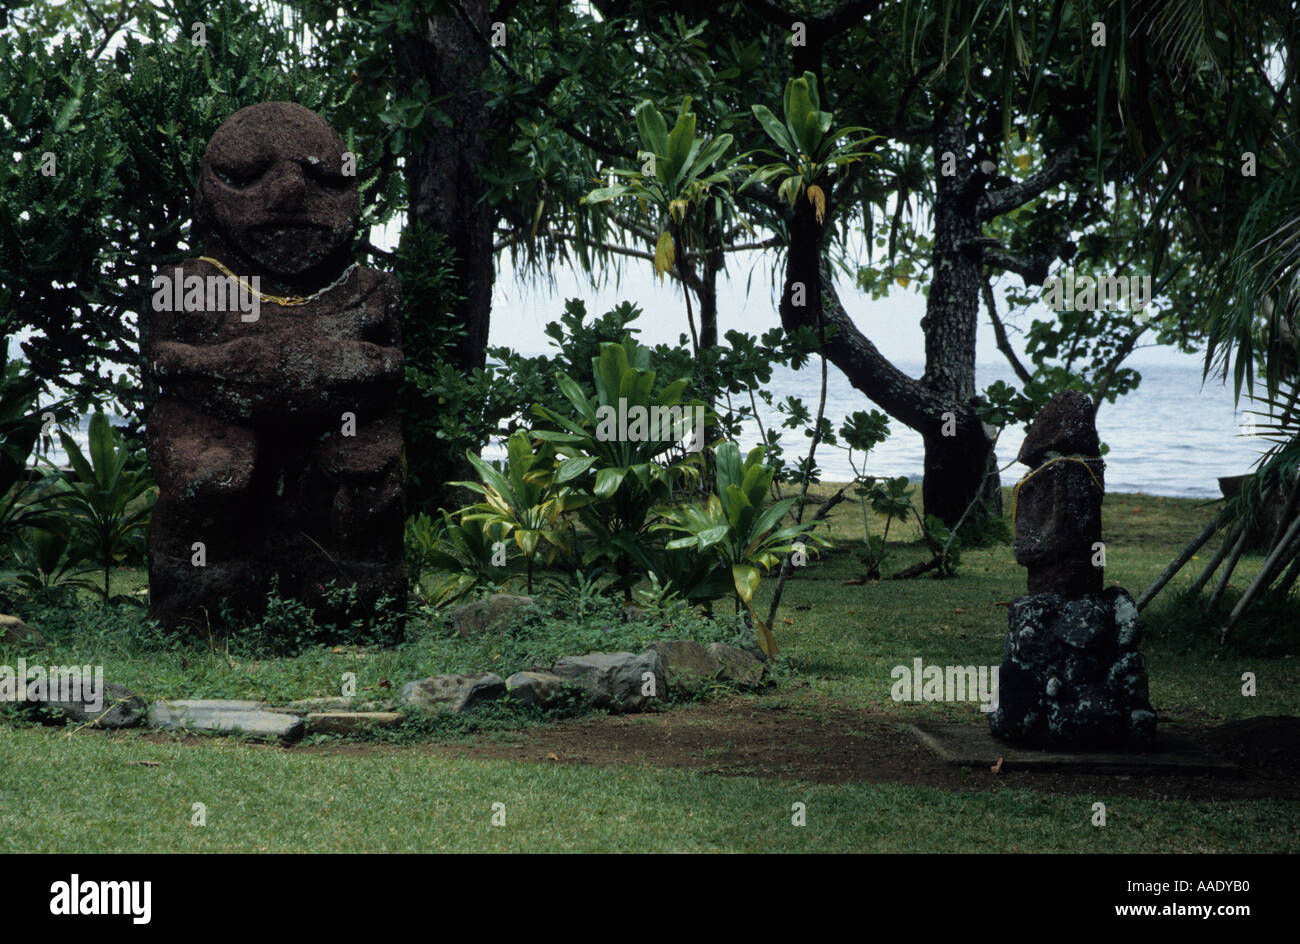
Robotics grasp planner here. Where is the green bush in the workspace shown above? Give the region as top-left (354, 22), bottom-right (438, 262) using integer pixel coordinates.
top-left (656, 441), bottom-right (825, 654)
top-left (217, 578), bottom-right (405, 658)
top-left (49, 411), bottom-right (154, 601)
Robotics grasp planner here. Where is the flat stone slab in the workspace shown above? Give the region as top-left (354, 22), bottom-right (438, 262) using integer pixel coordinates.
top-left (148, 700), bottom-right (304, 740)
top-left (283, 697), bottom-right (399, 712)
top-left (909, 723), bottom-right (1238, 774)
top-left (304, 711), bottom-right (403, 735)
top-left (161, 699), bottom-right (266, 711)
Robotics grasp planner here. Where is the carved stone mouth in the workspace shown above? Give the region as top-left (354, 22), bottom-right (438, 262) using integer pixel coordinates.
top-left (252, 223), bottom-right (330, 241)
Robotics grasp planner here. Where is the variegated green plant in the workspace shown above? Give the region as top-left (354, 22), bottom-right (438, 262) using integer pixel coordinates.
top-left (583, 96), bottom-right (748, 280)
top-left (532, 339), bottom-right (706, 593)
top-left (742, 71), bottom-right (877, 223)
top-left (452, 430), bottom-right (584, 594)
top-left (51, 411), bottom-right (155, 601)
top-left (655, 441), bottom-right (824, 656)
top-left (407, 509), bottom-right (519, 607)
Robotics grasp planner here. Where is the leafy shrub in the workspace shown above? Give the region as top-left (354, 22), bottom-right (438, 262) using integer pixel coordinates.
top-left (49, 411), bottom-right (154, 600)
top-left (656, 441), bottom-right (824, 654)
top-left (218, 578), bottom-right (405, 658)
top-left (532, 338), bottom-right (706, 593)
top-left (11, 527), bottom-right (97, 597)
top-left (455, 430), bottom-right (583, 594)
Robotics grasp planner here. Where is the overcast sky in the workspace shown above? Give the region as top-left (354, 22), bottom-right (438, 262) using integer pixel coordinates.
top-left (489, 245), bottom-right (1198, 370)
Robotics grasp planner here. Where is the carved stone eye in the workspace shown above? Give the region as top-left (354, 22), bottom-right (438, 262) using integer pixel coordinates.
top-left (304, 160), bottom-right (348, 193)
top-left (212, 163), bottom-right (266, 188)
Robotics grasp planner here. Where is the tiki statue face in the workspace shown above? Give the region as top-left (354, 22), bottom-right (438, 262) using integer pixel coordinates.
top-left (195, 102), bottom-right (359, 277)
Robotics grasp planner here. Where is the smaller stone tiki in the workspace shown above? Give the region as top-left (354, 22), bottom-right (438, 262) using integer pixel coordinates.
top-left (990, 392), bottom-right (1156, 749)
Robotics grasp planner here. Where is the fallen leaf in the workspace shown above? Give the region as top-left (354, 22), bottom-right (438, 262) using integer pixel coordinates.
top-left (782, 618), bottom-right (793, 625)
top-left (546, 752), bottom-right (559, 762)
top-left (990, 756), bottom-right (1004, 774)
top-left (378, 679), bottom-right (391, 689)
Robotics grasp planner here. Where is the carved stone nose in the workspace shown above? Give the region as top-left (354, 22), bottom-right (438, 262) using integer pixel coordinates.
top-left (266, 162), bottom-right (307, 211)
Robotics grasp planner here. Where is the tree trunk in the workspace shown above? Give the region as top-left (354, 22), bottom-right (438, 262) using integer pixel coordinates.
top-left (777, 109), bottom-right (999, 530)
top-left (919, 107), bottom-right (1000, 528)
top-left (392, 1), bottom-right (495, 371)
top-left (698, 212), bottom-right (722, 350)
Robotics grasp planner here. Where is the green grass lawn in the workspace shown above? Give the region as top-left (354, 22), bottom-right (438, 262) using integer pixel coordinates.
top-left (2, 485), bottom-right (1297, 853)
top-left (761, 486), bottom-right (1300, 724)
top-left (2, 726), bottom-right (1294, 853)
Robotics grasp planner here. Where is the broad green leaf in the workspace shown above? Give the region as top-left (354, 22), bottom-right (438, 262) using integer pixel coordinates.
top-left (751, 104), bottom-right (797, 156)
top-left (594, 467), bottom-right (628, 498)
top-left (555, 372), bottom-right (597, 423)
top-left (88, 412), bottom-right (115, 487)
top-left (787, 77), bottom-right (820, 154)
top-left (584, 184), bottom-right (630, 203)
top-left (515, 529), bottom-right (539, 556)
top-left (697, 524), bottom-right (730, 549)
top-left (58, 432), bottom-right (96, 486)
top-left (732, 563), bottom-right (761, 603)
top-left (555, 456), bottom-right (597, 483)
top-left (664, 98), bottom-right (698, 185)
top-left (634, 99), bottom-right (669, 160)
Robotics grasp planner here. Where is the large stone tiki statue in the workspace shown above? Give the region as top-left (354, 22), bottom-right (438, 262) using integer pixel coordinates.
top-left (145, 102), bottom-right (406, 633)
top-left (990, 392), bottom-right (1155, 749)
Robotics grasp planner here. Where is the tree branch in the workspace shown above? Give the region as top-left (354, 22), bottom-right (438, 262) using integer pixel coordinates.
top-left (1092, 322), bottom-right (1147, 407)
top-left (977, 139), bottom-right (1082, 222)
top-left (982, 277), bottom-right (1033, 386)
top-left (816, 257), bottom-right (949, 433)
top-left (740, 0), bottom-right (881, 38)
top-left (446, 0), bottom-right (633, 163)
top-left (972, 241), bottom-right (1052, 286)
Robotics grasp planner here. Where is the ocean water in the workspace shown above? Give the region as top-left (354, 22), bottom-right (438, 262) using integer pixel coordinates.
top-left (44, 361), bottom-right (1270, 499)
top-left (721, 361), bottom-right (1271, 498)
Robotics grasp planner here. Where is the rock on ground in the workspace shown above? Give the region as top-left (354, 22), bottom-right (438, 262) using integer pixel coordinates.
top-left (0, 614), bottom-right (46, 649)
top-left (551, 650), bottom-right (665, 712)
top-left (504, 671), bottom-right (571, 708)
top-left (449, 595), bottom-right (535, 638)
top-left (44, 680), bottom-right (146, 729)
top-left (400, 673), bottom-right (506, 713)
top-left (647, 640), bottom-right (721, 691)
top-left (708, 643), bottom-right (768, 688)
top-left (147, 699), bottom-right (305, 740)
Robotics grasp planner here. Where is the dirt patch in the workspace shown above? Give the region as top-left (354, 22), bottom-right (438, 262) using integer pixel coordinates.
top-left (288, 698), bottom-right (1300, 801)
